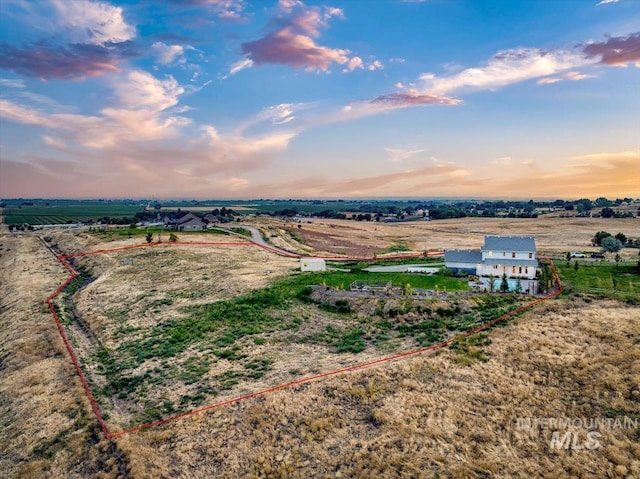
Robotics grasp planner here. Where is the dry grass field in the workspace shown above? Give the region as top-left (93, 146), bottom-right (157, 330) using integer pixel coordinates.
top-left (1, 220), bottom-right (639, 478)
top-left (246, 216), bottom-right (640, 259)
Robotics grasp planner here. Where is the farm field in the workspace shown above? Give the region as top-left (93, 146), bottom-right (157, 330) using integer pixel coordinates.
top-left (247, 215), bottom-right (640, 259)
top-left (2, 200), bottom-right (147, 225)
top-left (1, 221), bottom-right (639, 478)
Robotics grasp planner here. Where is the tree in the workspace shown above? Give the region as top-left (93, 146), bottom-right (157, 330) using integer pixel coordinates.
top-left (515, 278), bottom-right (523, 294)
top-left (565, 251), bottom-right (571, 265)
top-left (169, 233), bottom-right (178, 242)
top-left (574, 261), bottom-right (579, 272)
top-left (537, 262), bottom-right (554, 293)
top-left (601, 236), bottom-right (623, 252)
top-left (601, 207), bottom-right (615, 218)
top-left (488, 274), bottom-right (496, 293)
top-left (576, 198), bottom-right (593, 212)
top-left (145, 232), bottom-right (153, 243)
top-left (615, 232), bottom-right (627, 245)
top-left (595, 197), bottom-right (612, 207)
top-left (499, 273), bottom-right (509, 293)
top-left (592, 231), bottom-right (611, 246)
top-left (614, 253), bottom-right (621, 267)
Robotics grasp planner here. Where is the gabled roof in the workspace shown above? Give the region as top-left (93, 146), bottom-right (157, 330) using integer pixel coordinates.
top-left (482, 236), bottom-right (536, 252)
top-left (444, 250), bottom-right (483, 264)
top-left (179, 217), bottom-right (204, 226)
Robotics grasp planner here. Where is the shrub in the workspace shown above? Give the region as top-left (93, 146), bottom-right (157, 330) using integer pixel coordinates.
top-left (601, 236), bottom-right (623, 252)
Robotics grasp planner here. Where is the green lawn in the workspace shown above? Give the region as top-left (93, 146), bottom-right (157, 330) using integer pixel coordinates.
top-left (556, 262), bottom-right (640, 295)
top-left (286, 270), bottom-right (469, 292)
top-left (326, 257), bottom-right (444, 269)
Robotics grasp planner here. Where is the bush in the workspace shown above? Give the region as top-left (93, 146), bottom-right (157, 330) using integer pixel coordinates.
top-left (601, 236), bottom-right (623, 252)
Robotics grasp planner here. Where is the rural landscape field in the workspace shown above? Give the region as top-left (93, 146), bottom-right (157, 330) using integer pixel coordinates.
top-left (1, 205), bottom-right (639, 478)
top-left (2, 0), bottom-right (639, 477)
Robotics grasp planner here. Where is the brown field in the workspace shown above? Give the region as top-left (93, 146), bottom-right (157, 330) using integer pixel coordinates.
top-left (1, 220), bottom-right (639, 478)
top-left (245, 216), bottom-right (640, 258)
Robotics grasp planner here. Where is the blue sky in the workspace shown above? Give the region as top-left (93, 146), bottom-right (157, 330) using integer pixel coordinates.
top-left (0, 0), bottom-right (638, 199)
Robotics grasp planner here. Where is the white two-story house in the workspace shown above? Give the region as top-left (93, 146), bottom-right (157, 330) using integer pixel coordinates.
top-left (445, 235), bottom-right (538, 292)
top-left (476, 236), bottom-right (537, 279)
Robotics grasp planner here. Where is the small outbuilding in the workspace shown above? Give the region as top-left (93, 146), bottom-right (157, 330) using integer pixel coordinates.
top-left (300, 258), bottom-right (326, 272)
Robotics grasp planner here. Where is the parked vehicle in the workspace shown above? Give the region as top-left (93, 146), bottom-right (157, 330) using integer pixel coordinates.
top-left (570, 252), bottom-right (586, 258)
top-left (590, 252), bottom-right (605, 259)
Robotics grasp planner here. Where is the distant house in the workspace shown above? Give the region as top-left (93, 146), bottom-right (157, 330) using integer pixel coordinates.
top-left (300, 258), bottom-right (326, 272)
top-left (445, 235), bottom-right (538, 292)
top-left (164, 212), bottom-right (205, 231)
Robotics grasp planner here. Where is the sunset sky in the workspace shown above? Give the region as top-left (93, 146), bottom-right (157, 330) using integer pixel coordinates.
top-left (0, 0), bottom-right (639, 199)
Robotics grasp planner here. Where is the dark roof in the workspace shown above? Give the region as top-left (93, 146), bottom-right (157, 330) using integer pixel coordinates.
top-left (179, 217), bottom-right (204, 226)
top-left (165, 212), bottom-right (203, 225)
top-left (444, 250), bottom-right (483, 264)
top-left (482, 236), bottom-right (536, 252)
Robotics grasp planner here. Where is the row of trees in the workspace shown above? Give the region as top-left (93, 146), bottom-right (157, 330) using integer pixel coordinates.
top-left (592, 231), bottom-right (638, 252)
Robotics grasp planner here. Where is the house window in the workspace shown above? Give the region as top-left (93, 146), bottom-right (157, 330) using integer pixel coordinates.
top-left (489, 250), bottom-right (493, 257)
top-left (512, 252), bottom-right (516, 258)
top-left (512, 266), bottom-right (516, 274)
top-left (519, 267), bottom-right (522, 274)
top-left (494, 265), bottom-right (498, 269)
top-left (528, 253), bottom-right (533, 259)
top-left (525, 268), bottom-right (528, 274)
top-left (502, 251), bottom-right (506, 257)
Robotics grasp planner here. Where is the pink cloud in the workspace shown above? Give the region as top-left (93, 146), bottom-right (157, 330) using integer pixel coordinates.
top-left (0, 42), bottom-right (126, 80)
top-left (241, 1), bottom-right (355, 72)
top-left (582, 32), bottom-right (640, 66)
top-left (370, 92), bottom-right (461, 107)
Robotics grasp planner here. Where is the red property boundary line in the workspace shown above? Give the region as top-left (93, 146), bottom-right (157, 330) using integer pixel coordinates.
top-left (44, 239), bottom-right (562, 439)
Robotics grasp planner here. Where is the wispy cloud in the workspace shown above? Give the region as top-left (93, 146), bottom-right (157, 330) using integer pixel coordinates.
top-left (596, 0), bottom-right (620, 5)
top-left (370, 91), bottom-right (461, 107)
top-left (228, 57), bottom-right (253, 75)
top-left (491, 156), bottom-right (514, 166)
top-left (0, 70), bottom-right (189, 147)
top-left (152, 42), bottom-right (192, 65)
top-left (385, 147), bottom-right (427, 162)
top-left (0, 78), bottom-right (26, 88)
top-left (537, 70), bottom-right (596, 84)
top-left (419, 48), bottom-right (593, 96)
top-left (165, 0), bottom-right (246, 19)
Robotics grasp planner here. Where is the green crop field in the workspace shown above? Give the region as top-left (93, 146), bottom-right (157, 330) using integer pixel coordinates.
top-left (2, 200), bottom-right (147, 225)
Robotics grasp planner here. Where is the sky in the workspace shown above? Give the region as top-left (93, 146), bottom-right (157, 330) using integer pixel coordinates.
top-left (0, 0), bottom-right (639, 200)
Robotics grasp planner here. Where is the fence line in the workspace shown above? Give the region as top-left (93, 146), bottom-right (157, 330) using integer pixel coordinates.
top-left (42, 241), bottom-right (563, 439)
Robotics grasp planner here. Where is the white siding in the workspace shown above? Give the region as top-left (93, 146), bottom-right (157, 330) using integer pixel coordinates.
top-left (481, 250), bottom-right (536, 261)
